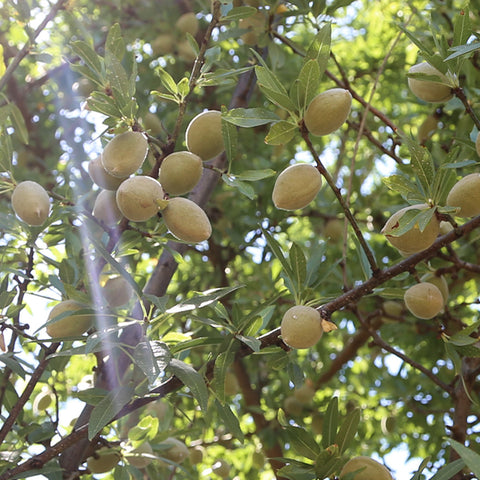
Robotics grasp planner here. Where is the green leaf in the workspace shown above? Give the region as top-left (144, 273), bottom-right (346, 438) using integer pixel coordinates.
top-left (277, 462), bottom-right (316, 480)
top-left (386, 206), bottom-right (433, 237)
top-left (289, 243), bottom-right (307, 291)
top-left (304, 23), bottom-right (331, 80)
top-left (167, 285), bottom-right (243, 314)
top-left (445, 42), bottom-right (480, 61)
top-left (265, 121), bottom-right (298, 145)
top-left (214, 399), bottom-right (244, 442)
top-left (452, 7), bottom-right (471, 49)
top-left (128, 415), bottom-right (159, 443)
top-left (382, 174), bottom-right (420, 199)
top-left (429, 458), bottom-right (465, 480)
top-left (134, 340), bottom-right (171, 385)
top-left (154, 66), bottom-right (179, 96)
top-left (314, 445), bottom-right (342, 478)
top-left (262, 229), bottom-right (295, 283)
top-left (449, 439), bottom-right (480, 478)
top-left (222, 175), bottom-right (256, 199)
top-left (213, 340), bottom-right (237, 404)
top-left (335, 408), bottom-right (360, 454)
top-left (283, 425), bottom-right (320, 461)
top-left (222, 107), bottom-right (278, 127)
top-left (321, 397), bottom-right (339, 448)
top-left (296, 60), bottom-right (321, 113)
top-left (168, 358), bottom-right (208, 411)
top-left (70, 40), bottom-right (104, 79)
top-left (88, 385), bottom-right (135, 440)
top-left (151, 90), bottom-right (180, 104)
top-left (255, 65), bottom-right (297, 112)
top-left (105, 23), bottom-right (125, 61)
top-left (258, 84), bottom-right (298, 113)
top-left (221, 110), bottom-right (238, 170)
top-left (352, 235), bottom-right (373, 281)
top-left (232, 169), bottom-right (276, 181)
top-left (220, 6), bottom-right (257, 22)
top-left (9, 103), bottom-right (28, 145)
top-left (402, 134), bottom-right (435, 197)
top-left (87, 92), bottom-right (122, 118)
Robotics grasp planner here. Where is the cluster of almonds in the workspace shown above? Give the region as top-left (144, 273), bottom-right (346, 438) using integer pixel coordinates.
top-left (91, 109), bottom-right (224, 244)
top-left (380, 61), bottom-right (480, 321)
top-left (272, 88), bottom-right (352, 211)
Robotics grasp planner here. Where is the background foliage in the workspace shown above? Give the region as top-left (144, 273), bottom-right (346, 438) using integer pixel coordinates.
top-left (1, 0), bottom-right (480, 479)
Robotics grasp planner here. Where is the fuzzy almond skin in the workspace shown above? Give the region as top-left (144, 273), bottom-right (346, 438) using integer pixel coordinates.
top-left (101, 131), bottom-right (148, 178)
top-left (404, 282), bottom-right (444, 320)
top-left (162, 437), bottom-right (189, 464)
top-left (304, 88), bottom-right (352, 136)
top-left (116, 176), bottom-right (164, 222)
top-left (102, 276), bottom-right (134, 307)
top-left (280, 305), bottom-right (323, 349)
top-left (420, 273), bottom-right (449, 304)
top-left (446, 173), bottom-right (480, 218)
top-left (162, 197), bottom-right (212, 243)
top-left (11, 181), bottom-right (50, 226)
top-left (185, 110), bottom-right (224, 161)
top-left (93, 190), bottom-right (124, 226)
top-left (46, 300), bottom-right (93, 338)
top-left (381, 204), bottom-right (440, 255)
top-left (407, 62), bottom-right (453, 103)
top-left (159, 151), bottom-right (203, 195)
top-left (272, 163), bottom-right (322, 210)
top-left (87, 448), bottom-right (121, 474)
top-left (88, 156), bottom-right (127, 190)
top-left (339, 456), bottom-right (393, 480)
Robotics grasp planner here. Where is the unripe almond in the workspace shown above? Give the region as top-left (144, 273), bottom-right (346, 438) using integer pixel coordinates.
top-left (159, 151), bottom-right (203, 195)
top-left (116, 176), bottom-right (164, 222)
top-left (88, 155), bottom-right (127, 190)
top-left (446, 173), bottom-right (480, 217)
top-left (189, 446), bottom-right (204, 465)
top-left (324, 218), bottom-right (344, 242)
top-left (176, 12), bottom-right (199, 35)
top-left (407, 62), bottom-right (453, 103)
top-left (87, 448), bottom-right (121, 474)
top-left (339, 456), bottom-right (393, 480)
top-left (125, 441), bottom-right (154, 468)
top-left (93, 190), bottom-right (124, 226)
top-left (382, 300), bottom-right (403, 322)
top-left (420, 273), bottom-right (449, 304)
top-left (33, 390), bottom-right (54, 413)
top-left (293, 383), bottom-right (316, 404)
top-left (102, 276), bottom-right (134, 307)
top-left (162, 197), bottom-right (212, 243)
top-left (272, 163), bottom-right (322, 210)
top-left (46, 299), bottom-right (94, 338)
top-left (185, 110), bottom-right (224, 161)
top-left (381, 204), bottom-right (440, 255)
top-left (143, 112), bottom-right (164, 136)
top-left (304, 88), bottom-right (352, 136)
top-left (11, 181), bottom-right (50, 226)
top-left (280, 305), bottom-right (323, 349)
top-left (239, 12), bottom-right (265, 45)
top-left (151, 34), bottom-right (175, 57)
top-left (439, 220), bottom-right (454, 235)
top-left (212, 459), bottom-right (231, 478)
top-left (404, 282), bottom-right (444, 319)
top-left (101, 131), bottom-right (148, 178)
top-left (163, 437), bottom-right (189, 464)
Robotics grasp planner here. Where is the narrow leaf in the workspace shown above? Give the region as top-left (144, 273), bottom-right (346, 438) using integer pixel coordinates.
top-left (304, 23), bottom-right (331, 79)
top-left (449, 439), bottom-right (480, 478)
top-left (403, 134), bottom-right (435, 197)
top-left (154, 66), bottom-right (179, 96)
top-left (70, 40), bottom-right (104, 78)
top-left (222, 111), bottom-right (238, 169)
top-left (168, 359), bottom-right (208, 411)
top-left (262, 229), bottom-right (295, 281)
top-left (105, 23), bottom-right (125, 61)
top-left (429, 459), bottom-right (465, 480)
top-left (297, 60), bottom-right (321, 112)
top-left (335, 408), bottom-right (360, 453)
top-left (88, 385), bottom-right (134, 440)
top-left (222, 107), bottom-right (278, 127)
top-left (215, 399), bottom-right (244, 442)
top-left (284, 425), bottom-right (320, 461)
top-left (265, 121), bottom-right (298, 145)
top-left (321, 397), bottom-right (339, 448)
top-left (289, 243), bottom-right (307, 290)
